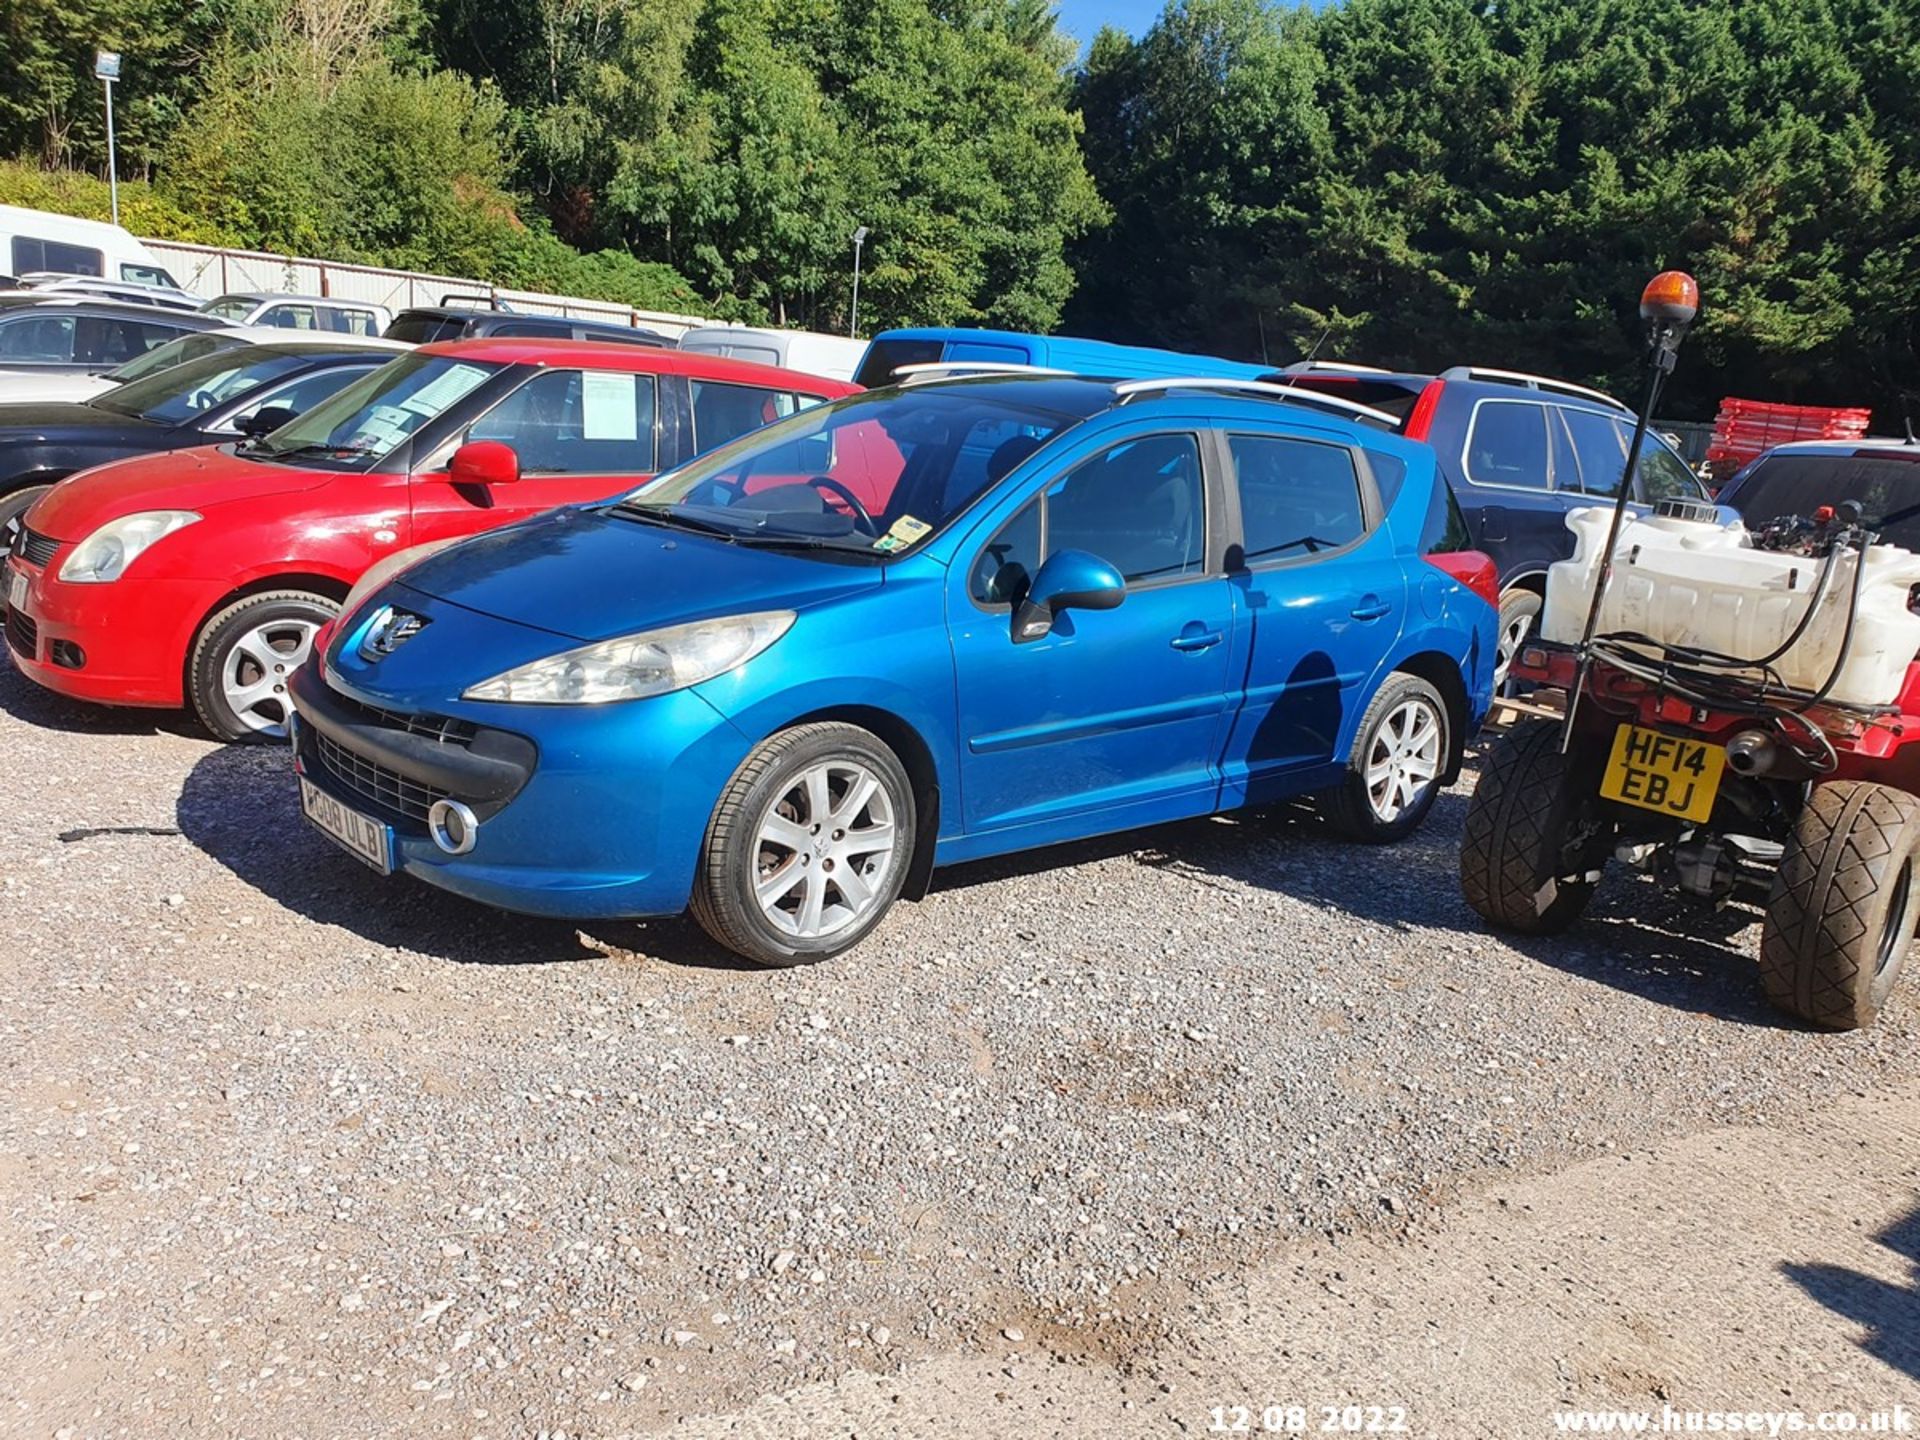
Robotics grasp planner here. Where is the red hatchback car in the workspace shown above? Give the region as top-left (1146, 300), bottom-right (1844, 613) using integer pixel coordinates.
top-left (4, 339), bottom-right (857, 738)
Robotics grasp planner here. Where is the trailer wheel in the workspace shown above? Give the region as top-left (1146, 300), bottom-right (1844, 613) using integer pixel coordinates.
top-left (1760, 781), bottom-right (1920, 1031)
top-left (1460, 719), bottom-right (1606, 934)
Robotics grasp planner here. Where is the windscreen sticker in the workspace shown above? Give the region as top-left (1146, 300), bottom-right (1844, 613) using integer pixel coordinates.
top-left (872, 514), bottom-right (932, 553)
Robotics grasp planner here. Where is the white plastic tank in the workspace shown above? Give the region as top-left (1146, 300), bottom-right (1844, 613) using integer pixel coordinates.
top-left (1540, 505), bottom-right (1920, 709)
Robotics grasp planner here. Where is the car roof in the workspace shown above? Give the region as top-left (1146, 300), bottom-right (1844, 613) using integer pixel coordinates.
top-left (416, 336), bottom-right (862, 392)
top-left (1751, 438), bottom-right (1920, 458)
top-left (232, 337), bottom-right (413, 358)
top-left (0, 297), bottom-right (226, 326)
top-left (210, 291), bottom-right (380, 307)
top-left (850, 372), bottom-right (1411, 442)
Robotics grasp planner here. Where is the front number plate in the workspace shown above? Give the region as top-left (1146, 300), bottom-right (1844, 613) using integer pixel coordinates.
top-left (1599, 724), bottom-right (1724, 824)
top-left (300, 777), bottom-right (394, 875)
top-left (6, 567), bottom-right (25, 611)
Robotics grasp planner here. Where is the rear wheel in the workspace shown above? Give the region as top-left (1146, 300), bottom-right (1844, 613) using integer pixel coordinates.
top-left (1494, 589), bottom-right (1542, 692)
top-left (1760, 781), bottom-right (1920, 1031)
top-left (690, 723), bottom-right (915, 967)
top-left (1460, 718), bottom-right (1607, 933)
top-left (1323, 671), bottom-right (1450, 843)
top-left (188, 590), bottom-right (338, 742)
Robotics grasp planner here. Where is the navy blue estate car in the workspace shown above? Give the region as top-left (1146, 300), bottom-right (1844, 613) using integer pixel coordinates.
top-left (1273, 363), bottom-right (1707, 683)
top-left (290, 371), bottom-right (1497, 968)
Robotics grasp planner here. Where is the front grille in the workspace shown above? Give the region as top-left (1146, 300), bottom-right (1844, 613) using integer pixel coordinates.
top-left (313, 729), bottom-right (450, 824)
top-left (5, 605), bottom-right (38, 659)
top-left (337, 694), bottom-right (475, 747)
top-left (16, 526), bottom-right (60, 569)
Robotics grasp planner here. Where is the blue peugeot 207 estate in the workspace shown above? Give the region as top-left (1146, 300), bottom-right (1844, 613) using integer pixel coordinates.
top-left (287, 371), bottom-right (1498, 966)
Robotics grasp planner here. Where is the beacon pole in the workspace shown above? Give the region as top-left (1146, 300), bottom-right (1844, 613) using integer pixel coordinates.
top-left (1560, 270), bottom-right (1701, 751)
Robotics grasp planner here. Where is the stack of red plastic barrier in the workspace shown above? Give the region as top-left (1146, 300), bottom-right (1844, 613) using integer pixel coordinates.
top-left (1705, 397), bottom-right (1872, 474)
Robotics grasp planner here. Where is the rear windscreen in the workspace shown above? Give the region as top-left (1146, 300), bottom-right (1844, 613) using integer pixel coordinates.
top-left (384, 314), bottom-right (464, 344)
top-left (1284, 374), bottom-right (1428, 420)
top-left (1728, 452), bottom-right (1920, 550)
top-left (854, 338), bottom-right (945, 389)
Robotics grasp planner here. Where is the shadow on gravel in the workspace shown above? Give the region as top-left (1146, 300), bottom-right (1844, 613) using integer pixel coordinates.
top-left (176, 741), bottom-right (751, 971)
top-left (0, 662), bottom-right (203, 739)
top-left (1783, 1204), bottom-right (1920, 1384)
top-left (932, 784), bottom-right (1786, 1026)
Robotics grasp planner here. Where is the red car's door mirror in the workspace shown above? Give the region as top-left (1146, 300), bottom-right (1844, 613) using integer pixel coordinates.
top-left (446, 440), bottom-right (520, 487)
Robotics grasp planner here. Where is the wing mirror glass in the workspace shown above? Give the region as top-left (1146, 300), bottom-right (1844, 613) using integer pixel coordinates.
top-left (446, 440), bottom-right (520, 487)
top-left (236, 405), bottom-right (296, 438)
top-left (1012, 549), bottom-right (1125, 643)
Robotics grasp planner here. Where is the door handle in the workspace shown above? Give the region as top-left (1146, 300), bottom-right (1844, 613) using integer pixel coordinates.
top-left (1170, 628), bottom-right (1223, 652)
top-left (1350, 598), bottom-right (1392, 621)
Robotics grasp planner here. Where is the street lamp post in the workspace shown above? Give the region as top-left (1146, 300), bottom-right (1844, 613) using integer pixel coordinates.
top-left (849, 225), bottom-right (870, 339)
top-left (95, 50), bottom-right (122, 226)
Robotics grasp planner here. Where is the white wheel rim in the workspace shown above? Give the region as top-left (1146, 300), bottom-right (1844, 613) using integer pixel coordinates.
top-left (221, 618), bottom-right (320, 737)
top-left (1495, 608), bottom-right (1535, 686)
top-left (1364, 697), bottom-right (1443, 823)
top-left (753, 760), bottom-right (897, 939)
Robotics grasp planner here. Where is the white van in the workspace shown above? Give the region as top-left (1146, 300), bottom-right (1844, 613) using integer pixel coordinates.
top-left (0, 204), bottom-right (182, 290)
top-left (676, 325), bottom-right (868, 384)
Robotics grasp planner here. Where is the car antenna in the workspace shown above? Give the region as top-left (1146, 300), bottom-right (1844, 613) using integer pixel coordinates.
top-left (1271, 325), bottom-right (1334, 403)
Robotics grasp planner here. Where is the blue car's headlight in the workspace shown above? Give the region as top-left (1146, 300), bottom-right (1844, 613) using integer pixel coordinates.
top-left (462, 611), bottom-right (795, 705)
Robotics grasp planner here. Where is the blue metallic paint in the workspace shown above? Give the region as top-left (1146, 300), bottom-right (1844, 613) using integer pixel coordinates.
top-left (294, 389), bottom-right (1495, 922)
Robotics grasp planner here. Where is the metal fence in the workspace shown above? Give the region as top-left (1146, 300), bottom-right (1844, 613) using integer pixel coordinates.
top-left (141, 239), bottom-right (709, 338)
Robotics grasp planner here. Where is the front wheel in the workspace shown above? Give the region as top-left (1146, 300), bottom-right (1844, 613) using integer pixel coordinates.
top-left (188, 590), bottom-right (338, 742)
top-left (1322, 671), bottom-right (1450, 843)
top-left (0, 483), bottom-right (53, 541)
top-left (1459, 718), bottom-right (1607, 934)
top-left (1760, 781), bottom-right (1920, 1030)
top-left (690, 723), bottom-right (915, 967)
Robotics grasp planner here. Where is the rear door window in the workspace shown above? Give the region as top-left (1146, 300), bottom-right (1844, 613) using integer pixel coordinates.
top-left (1464, 400), bottom-right (1550, 489)
top-left (689, 381), bottom-right (815, 454)
top-left (261, 304), bottom-right (317, 330)
top-left (0, 312), bottom-right (76, 361)
top-left (75, 316), bottom-right (178, 366)
top-left (467, 368), bottom-right (658, 476)
top-left (1560, 408), bottom-right (1629, 496)
top-left (1228, 434), bottom-right (1366, 562)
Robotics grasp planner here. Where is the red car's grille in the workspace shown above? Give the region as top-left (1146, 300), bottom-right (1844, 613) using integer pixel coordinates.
top-left (5, 605), bottom-right (38, 659)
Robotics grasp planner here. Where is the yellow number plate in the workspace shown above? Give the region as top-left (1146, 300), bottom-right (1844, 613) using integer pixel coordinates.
top-left (1599, 724), bottom-right (1725, 823)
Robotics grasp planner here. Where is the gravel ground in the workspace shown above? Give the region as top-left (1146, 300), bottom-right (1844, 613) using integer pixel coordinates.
top-left (1, 658), bottom-right (1914, 1439)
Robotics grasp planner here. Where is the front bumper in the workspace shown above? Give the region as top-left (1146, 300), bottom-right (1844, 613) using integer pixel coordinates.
top-left (289, 661), bottom-right (751, 920)
top-left (5, 549), bottom-right (210, 708)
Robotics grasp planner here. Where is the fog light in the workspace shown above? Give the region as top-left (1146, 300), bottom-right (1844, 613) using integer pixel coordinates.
top-left (49, 640), bottom-right (85, 669)
top-left (427, 799), bottom-right (479, 856)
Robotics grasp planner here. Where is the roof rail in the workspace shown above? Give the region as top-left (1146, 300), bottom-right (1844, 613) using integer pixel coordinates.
top-left (1110, 376), bottom-right (1400, 429)
top-left (1273, 360), bottom-right (1395, 375)
top-left (891, 361), bottom-right (1076, 384)
top-left (1437, 365), bottom-right (1628, 412)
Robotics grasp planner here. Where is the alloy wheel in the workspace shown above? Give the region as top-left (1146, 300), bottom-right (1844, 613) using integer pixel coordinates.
top-left (221, 618), bottom-right (320, 737)
top-left (1365, 696), bottom-right (1443, 823)
top-left (753, 760), bottom-right (898, 939)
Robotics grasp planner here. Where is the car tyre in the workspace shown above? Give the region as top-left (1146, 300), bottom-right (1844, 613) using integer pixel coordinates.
top-left (1760, 780), bottom-right (1920, 1031)
top-left (0, 483), bottom-right (53, 542)
top-left (188, 590), bottom-right (338, 743)
top-left (1322, 671), bottom-right (1450, 843)
top-left (691, 722), bottom-right (915, 967)
top-left (1494, 589), bottom-right (1542, 693)
top-left (1459, 718), bottom-right (1607, 934)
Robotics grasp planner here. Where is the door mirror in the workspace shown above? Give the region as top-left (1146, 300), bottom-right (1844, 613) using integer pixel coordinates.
top-left (446, 440), bottom-right (520, 487)
top-left (1012, 549), bottom-right (1125, 644)
top-left (236, 405), bottom-right (296, 438)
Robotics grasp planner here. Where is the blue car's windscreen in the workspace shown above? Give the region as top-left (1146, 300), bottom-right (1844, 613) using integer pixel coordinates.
top-left (616, 381), bottom-right (1096, 557)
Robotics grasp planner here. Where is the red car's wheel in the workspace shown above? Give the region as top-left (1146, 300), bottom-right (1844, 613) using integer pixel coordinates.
top-left (187, 590), bottom-right (339, 743)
